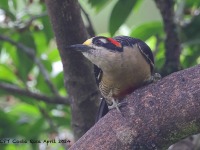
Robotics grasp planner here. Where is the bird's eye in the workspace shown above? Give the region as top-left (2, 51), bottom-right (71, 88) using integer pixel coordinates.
top-left (94, 40), bottom-right (102, 46)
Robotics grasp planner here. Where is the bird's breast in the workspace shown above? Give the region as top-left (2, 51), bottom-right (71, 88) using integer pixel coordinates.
top-left (99, 70), bottom-right (149, 100)
top-left (98, 45), bottom-right (152, 100)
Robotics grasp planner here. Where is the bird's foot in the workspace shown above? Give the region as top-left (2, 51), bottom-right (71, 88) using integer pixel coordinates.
top-left (145, 73), bottom-right (162, 85)
top-left (152, 73), bottom-right (161, 82)
top-left (108, 99), bottom-right (126, 112)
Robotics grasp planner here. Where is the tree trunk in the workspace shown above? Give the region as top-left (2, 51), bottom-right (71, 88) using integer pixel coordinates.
top-left (45, 0), bottom-right (100, 140)
top-left (69, 65), bottom-right (200, 150)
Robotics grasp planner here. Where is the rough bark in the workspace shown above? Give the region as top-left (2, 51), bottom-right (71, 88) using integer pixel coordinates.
top-left (69, 65), bottom-right (200, 150)
top-left (154, 0), bottom-right (182, 75)
top-left (45, 0), bottom-right (100, 140)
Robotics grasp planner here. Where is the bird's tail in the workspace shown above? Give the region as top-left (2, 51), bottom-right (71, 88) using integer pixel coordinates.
top-left (95, 98), bottom-right (109, 122)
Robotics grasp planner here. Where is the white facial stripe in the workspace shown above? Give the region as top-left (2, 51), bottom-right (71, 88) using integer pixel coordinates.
top-left (99, 38), bottom-right (107, 43)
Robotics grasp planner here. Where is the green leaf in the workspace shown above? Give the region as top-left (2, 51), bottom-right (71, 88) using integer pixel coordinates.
top-left (52, 116), bottom-right (70, 128)
top-left (182, 15), bottom-right (200, 42)
top-left (27, 118), bottom-right (46, 139)
top-left (185, 0), bottom-right (200, 8)
top-left (42, 59), bottom-right (52, 73)
top-left (16, 32), bottom-right (36, 82)
top-left (0, 0), bottom-right (8, 9)
top-left (7, 103), bottom-right (42, 137)
top-left (9, 103), bottom-right (40, 117)
top-left (109, 0), bottom-right (139, 36)
top-left (52, 72), bottom-right (64, 91)
top-left (87, 0), bottom-right (110, 12)
top-left (36, 73), bottom-right (52, 94)
top-left (33, 32), bottom-right (48, 55)
top-left (181, 46), bottom-right (200, 68)
top-left (41, 16), bottom-right (54, 43)
top-left (0, 109), bottom-right (18, 137)
top-left (0, 41), bottom-right (2, 56)
top-left (130, 21), bottom-right (163, 41)
top-left (48, 49), bottom-right (60, 62)
top-left (0, 64), bottom-right (18, 83)
top-left (3, 34), bottom-right (19, 67)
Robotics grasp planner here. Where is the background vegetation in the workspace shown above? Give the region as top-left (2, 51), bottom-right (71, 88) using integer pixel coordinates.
top-left (0, 0), bottom-right (199, 149)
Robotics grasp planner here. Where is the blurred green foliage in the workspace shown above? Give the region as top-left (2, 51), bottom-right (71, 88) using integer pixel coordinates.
top-left (0, 0), bottom-right (199, 149)
top-left (87, 0), bottom-right (200, 70)
top-left (0, 0), bottom-right (70, 150)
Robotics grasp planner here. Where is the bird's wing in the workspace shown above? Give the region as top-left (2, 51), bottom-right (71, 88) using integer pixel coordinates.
top-left (137, 41), bottom-right (154, 73)
top-left (94, 65), bottom-right (109, 122)
top-left (94, 65), bottom-right (103, 86)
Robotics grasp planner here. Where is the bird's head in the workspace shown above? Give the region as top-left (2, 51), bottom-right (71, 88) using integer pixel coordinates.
top-left (70, 36), bottom-right (123, 70)
top-left (70, 36), bottom-right (154, 73)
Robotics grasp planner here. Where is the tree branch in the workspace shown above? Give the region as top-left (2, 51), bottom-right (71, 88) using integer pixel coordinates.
top-left (80, 5), bottom-right (95, 37)
top-left (16, 12), bottom-right (48, 31)
top-left (0, 82), bottom-right (69, 104)
top-left (69, 65), bottom-right (200, 150)
top-left (38, 105), bottom-right (57, 131)
top-left (0, 35), bottom-right (59, 96)
top-left (154, 0), bottom-right (182, 75)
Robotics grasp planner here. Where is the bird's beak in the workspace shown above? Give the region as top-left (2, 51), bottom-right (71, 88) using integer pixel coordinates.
top-left (69, 44), bottom-right (94, 52)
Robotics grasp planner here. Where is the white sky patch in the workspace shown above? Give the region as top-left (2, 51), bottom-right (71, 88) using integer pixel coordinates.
top-left (41, 54), bottom-right (47, 60)
top-left (0, 9), bottom-right (5, 23)
top-left (118, 25), bottom-right (130, 36)
top-left (52, 61), bottom-right (63, 77)
top-left (0, 49), bottom-right (9, 63)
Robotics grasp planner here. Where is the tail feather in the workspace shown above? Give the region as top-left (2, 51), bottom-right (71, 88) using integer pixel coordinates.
top-left (95, 98), bottom-right (109, 122)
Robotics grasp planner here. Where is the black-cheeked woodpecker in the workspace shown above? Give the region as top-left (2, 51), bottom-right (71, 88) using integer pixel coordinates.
top-left (70, 36), bottom-right (159, 120)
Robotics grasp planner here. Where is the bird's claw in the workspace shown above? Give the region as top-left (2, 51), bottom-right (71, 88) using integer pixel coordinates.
top-left (153, 73), bottom-right (161, 82)
top-left (108, 99), bottom-right (127, 112)
top-left (145, 73), bottom-right (161, 85)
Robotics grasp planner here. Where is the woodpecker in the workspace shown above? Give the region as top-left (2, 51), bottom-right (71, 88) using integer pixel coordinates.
top-left (70, 36), bottom-right (156, 119)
